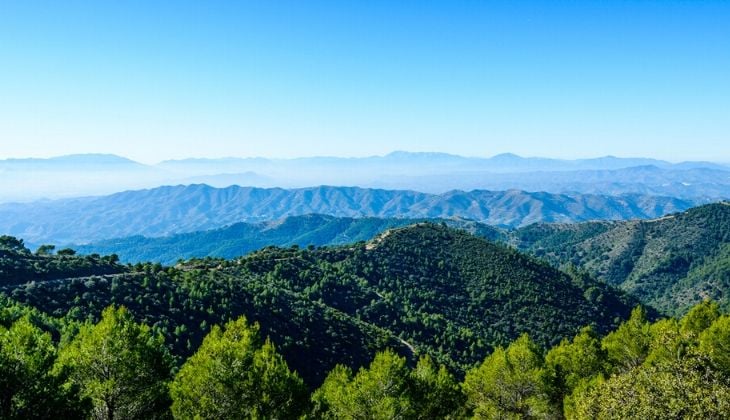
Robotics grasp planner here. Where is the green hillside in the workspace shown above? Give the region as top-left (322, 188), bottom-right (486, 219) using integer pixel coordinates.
top-left (74, 214), bottom-right (505, 265)
top-left (0, 224), bottom-right (636, 386)
top-left (514, 202), bottom-right (730, 315)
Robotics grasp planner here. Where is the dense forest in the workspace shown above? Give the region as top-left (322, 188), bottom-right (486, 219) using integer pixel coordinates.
top-left (74, 202), bottom-right (730, 320)
top-left (1, 225), bottom-right (637, 384)
top-left (2, 220), bottom-right (729, 418)
top-left (514, 202), bottom-right (730, 315)
top-left (74, 214), bottom-right (505, 265)
top-left (2, 293), bottom-right (728, 418)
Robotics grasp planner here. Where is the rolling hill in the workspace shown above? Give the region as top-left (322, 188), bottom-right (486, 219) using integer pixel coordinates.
top-left (513, 202), bottom-right (730, 315)
top-left (0, 224), bottom-right (637, 385)
top-left (71, 203), bottom-right (730, 318)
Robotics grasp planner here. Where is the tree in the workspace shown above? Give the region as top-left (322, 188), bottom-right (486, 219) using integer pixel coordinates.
top-left (601, 307), bottom-right (651, 373)
top-left (680, 300), bottom-right (720, 336)
top-left (57, 248), bottom-right (77, 257)
top-left (462, 334), bottom-right (556, 419)
top-left (311, 349), bottom-right (414, 419)
top-left (544, 327), bottom-right (606, 412)
top-left (699, 315), bottom-right (730, 375)
top-left (571, 357), bottom-right (730, 419)
top-left (410, 355), bottom-right (465, 419)
top-left (0, 317), bottom-right (87, 419)
top-left (170, 316), bottom-right (306, 419)
top-left (35, 245), bottom-right (55, 256)
top-left (0, 236), bottom-right (28, 253)
top-left (56, 306), bottom-right (173, 420)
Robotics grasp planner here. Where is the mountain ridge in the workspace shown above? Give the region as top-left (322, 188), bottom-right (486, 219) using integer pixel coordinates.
top-left (2, 152), bottom-right (729, 202)
top-left (0, 184), bottom-right (697, 245)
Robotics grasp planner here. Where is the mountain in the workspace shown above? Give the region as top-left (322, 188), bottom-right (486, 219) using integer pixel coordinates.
top-left (0, 154), bottom-right (169, 202)
top-left (0, 185), bottom-right (697, 245)
top-left (513, 202), bottom-right (730, 315)
top-left (0, 224), bottom-right (638, 385)
top-left (373, 165), bottom-right (730, 198)
top-left (73, 214), bottom-right (506, 264)
top-left (2, 152), bottom-right (729, 202)
top-left (73, 203), bottom-right (730, 318)
top-left (0, 153), bottom-right (143, 170)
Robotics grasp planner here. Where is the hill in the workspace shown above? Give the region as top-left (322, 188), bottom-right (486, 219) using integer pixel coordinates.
top-left (73, 214), bottom-right (505, 264)
top-left (0, 224), bottom-right (637, 385)
top-left (513, 202), bottom-right (730, 315)
top-left (0, 184), bottom-right (695, 245)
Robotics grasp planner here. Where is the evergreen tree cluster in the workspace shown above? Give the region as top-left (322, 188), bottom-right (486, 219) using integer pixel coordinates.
top-left (1, 300), bottom-right (729, 418)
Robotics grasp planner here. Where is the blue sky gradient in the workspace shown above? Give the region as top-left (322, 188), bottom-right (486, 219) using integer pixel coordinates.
top-left (1, 1), bottom-right (728, 163)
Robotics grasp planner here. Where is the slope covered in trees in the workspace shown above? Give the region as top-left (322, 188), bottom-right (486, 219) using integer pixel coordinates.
top-left (1, 295), bottom-right (728, 418)
top-left (0, 235), bottom-right (123, 287)
top-left (74, 214), bottom-right (505, 265)
top-left (0, 224), bottom-right (636, 387)
top-left (514, 202), bottom-right (730, 315)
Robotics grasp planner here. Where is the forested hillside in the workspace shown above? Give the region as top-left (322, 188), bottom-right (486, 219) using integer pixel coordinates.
top-left (2, 287), bottom-right (728, 418)
top-left (514, 202), bottom-right (730, 315)
top-left (0, 224), bottom-right (637, 386)
top-left (73, 203), bottom-right (730, 320)
top-left (75, 214), bottom-right (505, 264)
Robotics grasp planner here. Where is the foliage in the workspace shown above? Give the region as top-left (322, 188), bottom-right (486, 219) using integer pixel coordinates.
top-left (515, 202), bottom-right (730, 315)
top-left (311, 350), bottom-right (462, 419)
top-left (170, 316), bottom-right (306, 419)
top-left (0, 239), bottom-right (123, 288)
top-left (56, 306), bottom-right (173, 420)
top-left (571, 356), bottom-right (730, 419)
top-left (0, 317), bottom-right (87, 419)
top-left (462, 334), bottom-right (556, 419)
top-left (544, 326), bottom-right (606, 410)
top-left (0, 225), bottom-right (635, 385)
top-left (601, 307), bottom-right (652, 373)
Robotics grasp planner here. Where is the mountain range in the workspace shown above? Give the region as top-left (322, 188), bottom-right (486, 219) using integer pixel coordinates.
top-left (0, 184), bottom-right (696, 245)
top-left (2, 152), bottom-right (729, 202)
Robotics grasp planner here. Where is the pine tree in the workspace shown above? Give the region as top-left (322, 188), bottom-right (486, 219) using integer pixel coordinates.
top-left (56, 306), bottom-right (173, 420)
top-left (169, 316), bottom-right (306, 419)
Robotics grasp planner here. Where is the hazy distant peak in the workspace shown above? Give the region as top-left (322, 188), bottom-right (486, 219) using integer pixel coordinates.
top-left (1, 153), bottom-right (141, 165)
top-left (489, 152), bottom-right (523, 160)
top-left (384, 151), bottom-right (464, 159)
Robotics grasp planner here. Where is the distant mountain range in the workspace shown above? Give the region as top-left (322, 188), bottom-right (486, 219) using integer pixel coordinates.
top-left (0, 184), bottom-right (697, 245)
top-left (1, 152), bottom-right (729, 201)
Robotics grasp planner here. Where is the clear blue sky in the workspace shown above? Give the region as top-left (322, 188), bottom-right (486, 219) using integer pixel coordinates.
top-left (1, 0), bottom-right (728, 163)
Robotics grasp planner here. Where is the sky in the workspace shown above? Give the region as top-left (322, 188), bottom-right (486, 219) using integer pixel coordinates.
top-left (0, 0), bottom-right (728, 164)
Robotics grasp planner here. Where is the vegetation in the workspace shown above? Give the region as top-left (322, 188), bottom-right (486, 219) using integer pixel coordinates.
top-left (170, 317), bottom-right (306, 419)
top-left (514, 202), bottom-right (730, 315)
top-left (57, 306), bottom-right (174, 420)
top-left (0, 219), bottom-right (728, 417)
top-left (75, 215), bottom-right (505, 265)
top-left (0, 224), bottom-right (636, 385)
top-left (0, 297), bottom-right (727, 418)
top-left (0, 235), bottom-right (123, 287)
